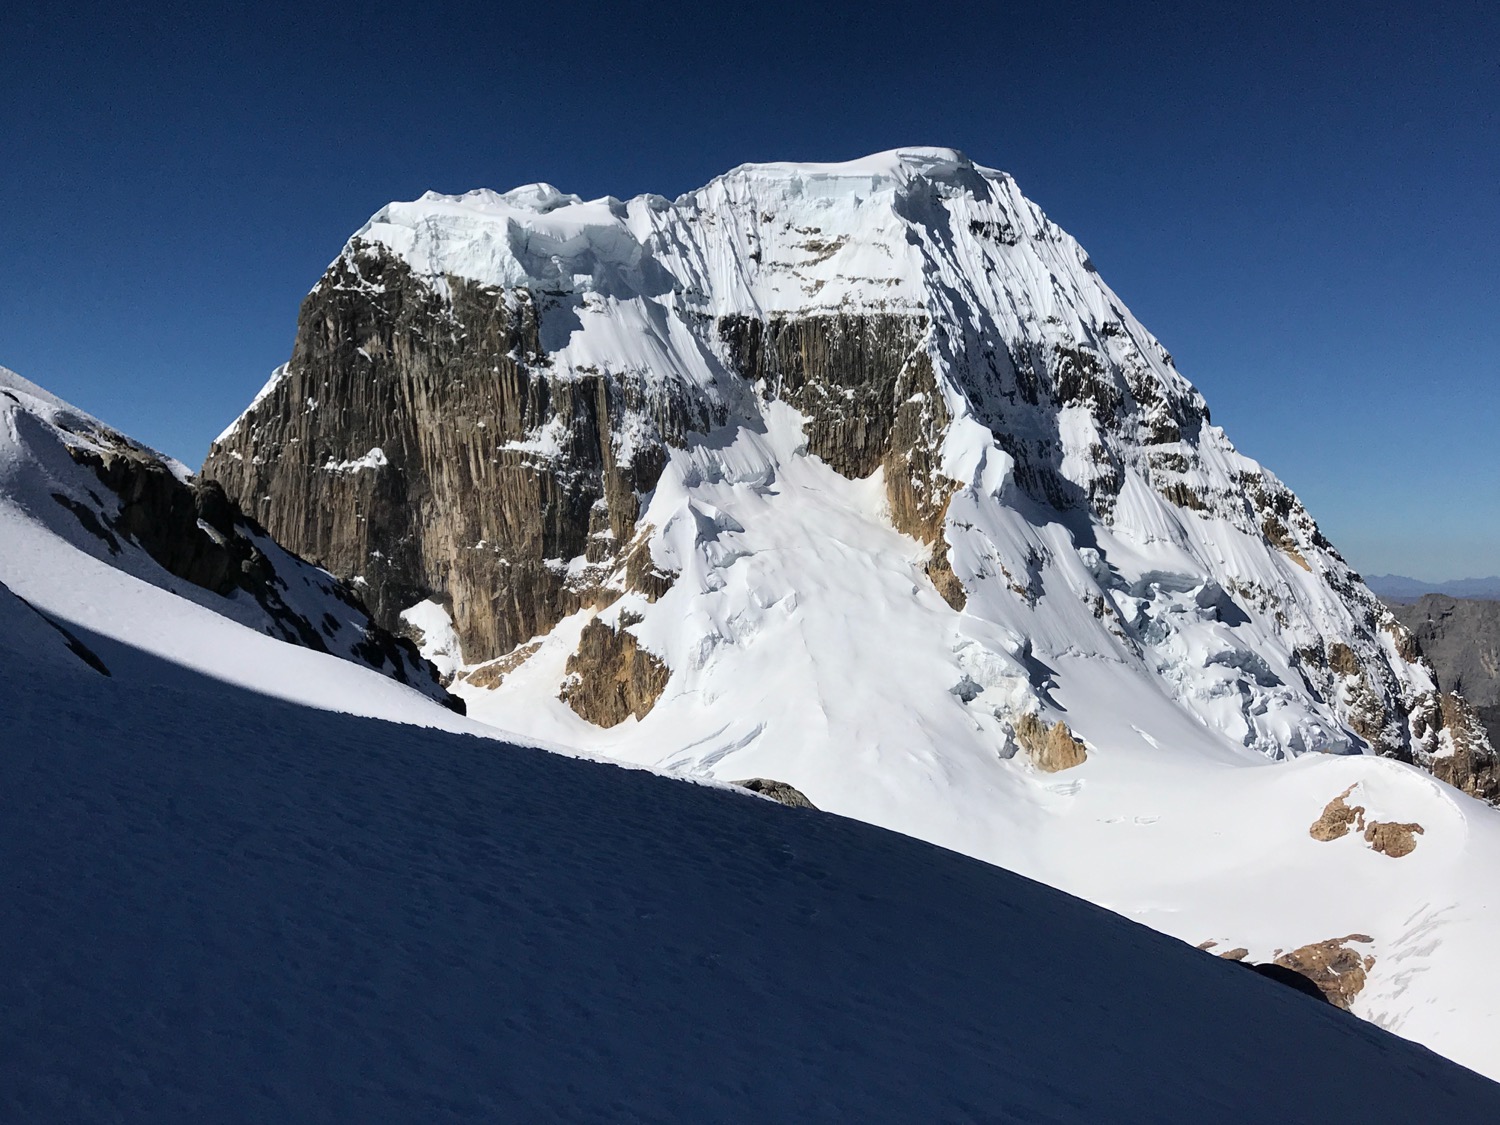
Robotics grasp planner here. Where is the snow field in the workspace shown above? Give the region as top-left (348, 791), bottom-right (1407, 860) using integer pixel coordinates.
top-left (5, 608), bottom-right (1500, 1121)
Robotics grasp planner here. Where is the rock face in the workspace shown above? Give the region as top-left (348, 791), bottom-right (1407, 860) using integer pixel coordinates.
top-left (1309, 786), bottom-right (1366, 842)
top-left (1015, 713), bottom-right (1088, 772)
top-left (203, 148), bottom-right (1494, 801)
top-left (1363, 820), bottom-right (1424, 858)
top-left (1386, 595), bottom-right (1500, 748)
top-left (1307, 787), bottom-right (1424, 858)
top-left (201, 261), bottom-right (690, 663)
top-left (559, 613), bottom-right (669, 727)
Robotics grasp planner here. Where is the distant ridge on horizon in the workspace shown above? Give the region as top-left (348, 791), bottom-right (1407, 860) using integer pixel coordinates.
top-left (1366, 574), bottom-right (1500, 602)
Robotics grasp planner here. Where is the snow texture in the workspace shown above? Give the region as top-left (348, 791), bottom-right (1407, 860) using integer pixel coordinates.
top-left (5, 594), bottom-right (1500, 1121)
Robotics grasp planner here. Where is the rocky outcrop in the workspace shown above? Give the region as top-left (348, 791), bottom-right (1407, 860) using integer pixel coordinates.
top-left (924, 546), bottom-right (967, 611)
top-left (1015, 713), bottom-right (1088, 772)
top-left (1292, 625), bottom-right (1497, 803)
top-left (1309, 786), bottom-right (1365, 841)
top-left (53, 427), bottom-right (456, 706)
top-left (1363, 819), bottom-right (1424, 858)
top-left (1429, 692), bottom-right (1500, 799)
top-left (719, 313), bottom-right (965, 608)
top-left (65, 443), bottom-right (276, 599)
top-left (560, 613), bottom-right (669, 727)
top-left (1308, 788), bottom-right (1424, 858)
top-left (732, 778), bottom-right (818, 809)
top-left (1274, 935), bottom-right (1376, 1010)
top-left (461, 641), bottom-right (542, 691)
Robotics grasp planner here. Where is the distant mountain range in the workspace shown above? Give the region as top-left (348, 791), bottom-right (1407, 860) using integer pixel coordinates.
top-left (1365, 574), bottom-right (1500, 601)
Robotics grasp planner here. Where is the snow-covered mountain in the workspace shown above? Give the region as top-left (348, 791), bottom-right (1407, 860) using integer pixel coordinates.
top-left (206, 146), bottom-right (1493, 795)
top-left (194, 148), bottom-right (1500, 1075)
top-left (0, 364), bottom-right (460, 711)
top-left (7, 575), bottom-right (1500, 1121)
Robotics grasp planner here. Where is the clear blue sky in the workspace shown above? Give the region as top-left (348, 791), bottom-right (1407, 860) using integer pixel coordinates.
top-left (3, 1), bottom-right (1495, 580)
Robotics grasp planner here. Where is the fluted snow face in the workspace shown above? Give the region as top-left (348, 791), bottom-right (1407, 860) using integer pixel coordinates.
top-left (317, 148), bottom-right (1450, 775)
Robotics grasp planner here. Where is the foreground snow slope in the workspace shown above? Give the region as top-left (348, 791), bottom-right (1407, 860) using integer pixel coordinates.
top-left (5, 615), bottom-right (1500, 1121)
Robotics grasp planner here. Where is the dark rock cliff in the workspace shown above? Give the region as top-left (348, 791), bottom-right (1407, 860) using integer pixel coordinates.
top-left (52, 424), bottom-right (458, 709)
top-left (204, 246), bottom-right (707, 663)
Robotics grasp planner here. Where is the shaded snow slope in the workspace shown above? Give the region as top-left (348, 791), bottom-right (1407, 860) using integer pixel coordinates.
top-left (5, 620), bottom-right (1500, 1122)
top-left (0, 365), bottom-right (456, 706)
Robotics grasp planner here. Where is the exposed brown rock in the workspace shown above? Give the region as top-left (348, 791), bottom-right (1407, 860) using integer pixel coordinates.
top-left (560, 614), bottom-right (670, 727)
top-left (718, 313), bottom-right (934, 483)
top-left (1345, 674), bottom-right (1397, 750)
top-left (1306, 641), bottom-right (1405, 755)
top-left (925, 546), bottom-right (967, 611)
top-left (462, 640), bottom-right (542, 690)
top-left (1261, 516), bottom-right (1297, 556)
top-left (1309, 786), bottom-right (1365, 841)
top-left (732, 778), bottom-right (818, 809)
top-left (1381, 617), bottom-right (1424, 665)
top-left (1015, 713), bottom-right (1088, 772)
top-left (1327, 642), bottom-right (1361, 678)
top-left (1428, 691), bottom-right (1500, 802)
top-left (1310, 789), bottom-right (1425, 857)
top-left (1363, 819), bottom-right (1424, 858)
top-left (1156, 480), bottom-right (1209, 512)
top-left (620, 525), bottom-right (676, 602)
top-left (1218, 947), bottom-right (1250, 962)
top-left (718, 312), bottom-right (960, 550)
top-left (1274, 935), bottom-right (1376, 1010)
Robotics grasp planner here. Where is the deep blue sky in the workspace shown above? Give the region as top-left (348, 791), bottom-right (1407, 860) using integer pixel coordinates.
top-left (3, 1), bottom-right (1495, 579)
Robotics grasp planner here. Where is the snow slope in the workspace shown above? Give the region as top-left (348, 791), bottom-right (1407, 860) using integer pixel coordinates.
top-left (216, 149), bottom-right (1500, 1076)
top-left (5, 603), bottom-right (1500, 1121)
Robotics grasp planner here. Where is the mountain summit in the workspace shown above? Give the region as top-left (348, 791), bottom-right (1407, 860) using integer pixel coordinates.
top-left (204, 146), bottom-right (1492, 794)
